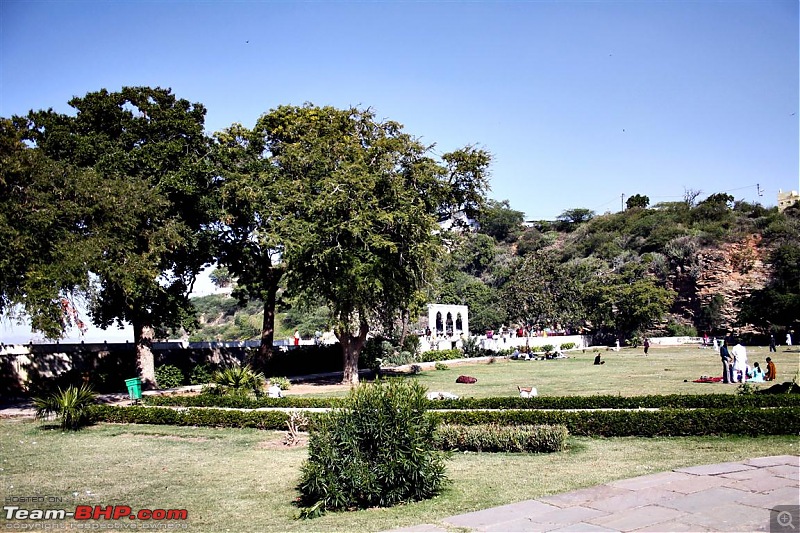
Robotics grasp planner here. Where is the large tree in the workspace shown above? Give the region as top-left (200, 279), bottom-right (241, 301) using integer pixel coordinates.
top-left (265, 104), bottom-right (489, 384)
top-left (212, 123), bottom-right (291, 369)
top-left (476, 199), bottom-right (524, 242)
top-left (26, 87), bottom-right (217, 387)
top-left (501, 251), bottom-right (584, 329)
top-left (583, 266), bottom-right (676, 341)
top-left (0, 118), bottom-right (95, 337)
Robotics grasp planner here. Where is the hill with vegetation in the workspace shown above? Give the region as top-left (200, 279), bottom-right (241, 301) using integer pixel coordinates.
top-left (187, 194), bottom-right (799, 345)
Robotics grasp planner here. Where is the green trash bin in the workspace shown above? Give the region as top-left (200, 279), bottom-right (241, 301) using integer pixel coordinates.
top-left (125, 377), bottom-right (143, 400)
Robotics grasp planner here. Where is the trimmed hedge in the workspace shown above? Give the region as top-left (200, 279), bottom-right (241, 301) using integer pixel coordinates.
top-left (144, 394), bottom-right (346, 409)
top-left (90, 405), bottom-right (800, 437)
top-left (418, 349), bottom-right (464, 362)
top-left (434, 424), bottom-right (568, 453)
top-left (429, 407), bottom-right (800, 437)
top-left (433, 394), bottom-right (800, 410)
top-left (144, 392), bottom-right (800, 410)
top-left (90, 405), bottom-right (290, 430)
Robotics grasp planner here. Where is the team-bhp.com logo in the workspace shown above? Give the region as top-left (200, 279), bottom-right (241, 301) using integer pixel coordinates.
top-left (4, 504), bottom-right (188, 521)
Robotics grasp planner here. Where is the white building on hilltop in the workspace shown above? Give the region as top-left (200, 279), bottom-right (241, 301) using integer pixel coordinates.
top-left (777, 189), bottom-right (799, 212)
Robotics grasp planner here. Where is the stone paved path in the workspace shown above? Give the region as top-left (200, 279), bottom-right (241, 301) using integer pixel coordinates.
top-left (389, 455), bottom-right (800, 532)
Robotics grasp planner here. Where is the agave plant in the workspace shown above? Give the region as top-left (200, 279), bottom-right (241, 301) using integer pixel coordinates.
top-left (33, 384), bottom-right (97, 430)
top-left (212, 365), bottom-right (266, 397)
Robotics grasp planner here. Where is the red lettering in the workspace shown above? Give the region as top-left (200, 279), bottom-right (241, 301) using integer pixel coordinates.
top-left (112, 506), bottom-right (132, 520)
top-left (74, 506), bottom-right (93, 520)
top-left (138, 509), bottom-right (151, 520)
top-left (94, 506), bottom-right (114, 519)
top-left (151, 509), bottom-right (167, 520)
top-left (166, 509), bottom-right (188, 520)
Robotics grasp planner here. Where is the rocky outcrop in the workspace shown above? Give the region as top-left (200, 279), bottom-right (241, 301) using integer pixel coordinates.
top-left (668, 234), bottom-right (772, 332)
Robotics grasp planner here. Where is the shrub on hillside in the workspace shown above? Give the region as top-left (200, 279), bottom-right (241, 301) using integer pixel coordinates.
top-left (296, 380), bottom-right (447, 518)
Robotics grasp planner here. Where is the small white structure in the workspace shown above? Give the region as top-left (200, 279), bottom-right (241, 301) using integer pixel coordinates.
top-left (427, 304), bottom-right (469, 339)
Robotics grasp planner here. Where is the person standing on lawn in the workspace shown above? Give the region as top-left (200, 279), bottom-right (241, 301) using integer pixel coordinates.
top-left (720, 340), bottom-right (731, 384)
top-left (730, 340), bottom-right (748, 383)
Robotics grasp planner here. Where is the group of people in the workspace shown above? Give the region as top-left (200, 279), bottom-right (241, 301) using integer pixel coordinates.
top-left (719, 340), bottom-right (777, 384)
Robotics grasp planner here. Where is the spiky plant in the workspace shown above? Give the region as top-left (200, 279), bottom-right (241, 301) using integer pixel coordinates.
top-left (33, 384), bottom-right (97, 430)
top-left (212, 365), bottom-right (266, 397)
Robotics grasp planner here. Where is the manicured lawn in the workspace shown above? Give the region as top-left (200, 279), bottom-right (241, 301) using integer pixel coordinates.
top-left (2, 419), bottom-right (797, 532)
top-left (295, 345), bottom-right (800, 398)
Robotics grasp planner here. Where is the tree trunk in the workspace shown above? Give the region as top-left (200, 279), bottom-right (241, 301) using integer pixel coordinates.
top-left (133, 321), bottom-right (157, 389)
top-left (339, 319), bottom-right (369, 386)
top-left (252, 269), bottom-right (281, 372)
top-left (398, 308), bottom-right (409, 352)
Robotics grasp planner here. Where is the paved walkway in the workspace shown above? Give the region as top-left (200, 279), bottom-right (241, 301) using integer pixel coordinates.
top-left (391, 456), bottom-right (800, 533)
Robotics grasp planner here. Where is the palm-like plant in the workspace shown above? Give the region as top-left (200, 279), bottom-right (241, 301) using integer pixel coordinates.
top-left (212, 365), bottom-right (266, 397)
top-left (33, 384), bottom-right (97, 430)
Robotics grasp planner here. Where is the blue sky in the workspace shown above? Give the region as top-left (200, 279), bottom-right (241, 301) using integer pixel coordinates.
top-left (1, 0), bottom-right (798, 343)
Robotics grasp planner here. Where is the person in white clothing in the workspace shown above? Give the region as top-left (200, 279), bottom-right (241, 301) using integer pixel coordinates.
top-left (730, 341), bottom-right (748, 383)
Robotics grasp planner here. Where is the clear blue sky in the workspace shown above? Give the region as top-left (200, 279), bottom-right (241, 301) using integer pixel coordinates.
top-left (1, 0), bottom-right (798, 342)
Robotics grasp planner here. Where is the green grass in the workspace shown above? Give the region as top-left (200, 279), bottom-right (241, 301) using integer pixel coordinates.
top-left (2, 419), bottom-right (797, 532)
top-left (330, 345), bottom-right (797, 399)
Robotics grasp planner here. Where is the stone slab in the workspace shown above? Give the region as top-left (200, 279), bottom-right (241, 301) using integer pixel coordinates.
top-left (607, 471), bottom-right (693, 491)
top-left (746, 455), bottom-right (800, 468)
top-left (586, 487), bottom-right (680, 513)
top-left (384, 525), bottom-right (450, 532)
top-left (660, 472), bottom-right (732, 494)
top-left (676, 502), bottom-right (772, 532)
top-left (675, 461), bottom-right (756, 476)
top-left (589, 504), bottom-right (687, 531)
top-left (735, 486), bottom-right (800, 508)
top-left (722, 473), bottom-right (796, 494)
top-left (539, 485), bottom-right (632, 508)
top-left (659, 486), bottom-right (752, 514)
top-left (443, 499), bottom-right (560, 529)
top-left (766, 464), bottom-right (800, 481)
top-left (549, 522), bottom-right (619, 532)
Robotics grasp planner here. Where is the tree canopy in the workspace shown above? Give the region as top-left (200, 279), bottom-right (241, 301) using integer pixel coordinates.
top-left (22, 87), bottom-right (217, 386)
top-left (261, 104), bottom-right (490, 383)
top-left (0, 118), bottom-right (94, 337)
